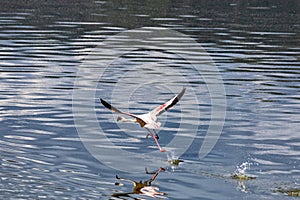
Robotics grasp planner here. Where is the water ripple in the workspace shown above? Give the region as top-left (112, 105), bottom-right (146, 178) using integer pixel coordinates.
top-left (0, 2), bottom-right (299, 199)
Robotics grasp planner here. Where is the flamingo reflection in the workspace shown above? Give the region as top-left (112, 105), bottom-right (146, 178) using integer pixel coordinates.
top-left (112, 167), bottom-right (166, 199)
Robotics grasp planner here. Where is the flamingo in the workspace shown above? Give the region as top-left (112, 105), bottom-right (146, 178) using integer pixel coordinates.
top-left (100, 88), bottom-right (186, 152)
top-left (113, 167), bottom-right (166, 198)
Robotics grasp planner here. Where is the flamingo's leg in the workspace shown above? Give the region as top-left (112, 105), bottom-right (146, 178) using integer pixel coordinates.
top-left (153, 129), bottom-right (159, 140)
top-left (145, 167), bottom-right (166, 185)
top-left (145, 128), bottom-right (166, 152)
top-left (146, 130), bottom-right (159, 140)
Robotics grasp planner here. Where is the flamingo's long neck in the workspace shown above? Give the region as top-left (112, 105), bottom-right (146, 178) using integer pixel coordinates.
top-left (118, 117), bottom-right (136, 123)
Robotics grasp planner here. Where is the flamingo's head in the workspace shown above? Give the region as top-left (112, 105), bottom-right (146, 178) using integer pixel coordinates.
top-left (117, 116), bottom-right (136, 123)
top-left (117, 116), bottom-right (125, 122)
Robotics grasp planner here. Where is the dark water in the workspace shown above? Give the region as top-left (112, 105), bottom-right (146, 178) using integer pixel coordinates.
top-left (1, 1), bottom-right (300, 199)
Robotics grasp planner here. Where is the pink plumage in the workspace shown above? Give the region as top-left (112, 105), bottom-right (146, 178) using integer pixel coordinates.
top-left (100, 88), bottom-right (186, 152)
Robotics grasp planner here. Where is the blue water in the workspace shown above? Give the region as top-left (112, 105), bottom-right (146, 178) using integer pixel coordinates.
top-left (1, 1), bottom-right (299, 199)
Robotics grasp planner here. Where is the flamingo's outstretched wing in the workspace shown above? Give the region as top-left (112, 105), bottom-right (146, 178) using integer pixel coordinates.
top-left (150, 88), bottom-right (186, 117)
top-left (100, 98), bottom-right (136, 118)
top-left (116, 175), bottom-right (138, 186)
top-left (100, 98), bottom-right (147, 126)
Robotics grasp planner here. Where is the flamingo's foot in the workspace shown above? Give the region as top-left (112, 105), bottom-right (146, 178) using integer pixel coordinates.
top-left (160, 167), bottom-right (166, 172)
top-left (159, 148), bottom-right (167, 152)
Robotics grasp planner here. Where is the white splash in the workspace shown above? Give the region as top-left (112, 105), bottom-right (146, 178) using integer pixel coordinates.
top-left (235, 161), bottom-right (251, 175)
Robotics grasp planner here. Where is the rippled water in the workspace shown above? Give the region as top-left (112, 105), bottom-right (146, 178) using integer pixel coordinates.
top-left (1, 1), bottom-right (300, 199)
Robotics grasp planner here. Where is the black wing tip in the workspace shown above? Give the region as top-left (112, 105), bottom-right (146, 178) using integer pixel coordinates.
top-left (99, 98), bottom-right (112, 110)
top-left (164, 87), bottom-right (186, 111)
top-left (99, 98), bottom-right (106, 105)
top-left (100, 98), bottom-right (105, 104)
top-left (177, 87), bottom-right (186, 98)
top-left (177, 87), bottom-right (186, 99)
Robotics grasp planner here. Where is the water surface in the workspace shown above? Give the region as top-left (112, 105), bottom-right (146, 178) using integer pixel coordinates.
top-left (1, 1), bottom-right (299, 199)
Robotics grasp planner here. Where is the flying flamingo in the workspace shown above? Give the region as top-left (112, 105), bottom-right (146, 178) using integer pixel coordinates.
top-left (100, 88), bottom-right (186, 152)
